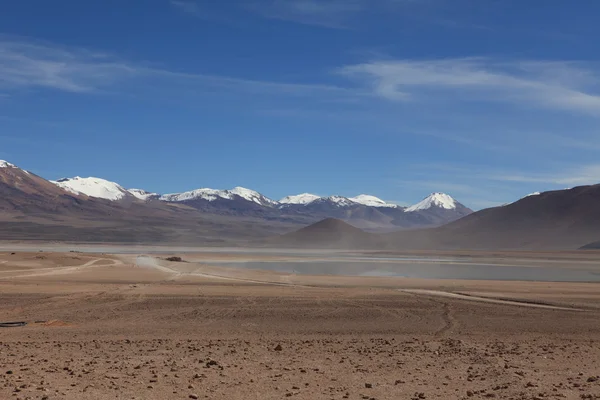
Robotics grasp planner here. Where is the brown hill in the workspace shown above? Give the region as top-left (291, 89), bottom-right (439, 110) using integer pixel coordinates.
top-left (387, 185), bottom-right (600, 250)
top-left (270, 218), bottom-right (383, 249)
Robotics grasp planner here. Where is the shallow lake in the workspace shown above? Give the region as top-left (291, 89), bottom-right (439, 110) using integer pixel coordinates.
top-left (213, 260), bottom-right (600, 282)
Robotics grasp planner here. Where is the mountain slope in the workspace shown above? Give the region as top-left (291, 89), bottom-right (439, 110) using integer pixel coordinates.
top-left (0, 161), bottom-right (96, 215)
top-left (388, 185), bottom-right (600, 250)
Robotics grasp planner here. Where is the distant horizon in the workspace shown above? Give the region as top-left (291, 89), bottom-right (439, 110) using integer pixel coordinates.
top-left (2, 1), bottom-right (600, 210)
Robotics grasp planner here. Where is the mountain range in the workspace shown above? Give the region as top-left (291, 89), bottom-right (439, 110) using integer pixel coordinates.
top-left (274, 184), bottom-right (600, 250)
top-left (3, 159), bottom-right (599, 250)
top-left (0, 160), bottom-right (471, 243)
top-left (47, 171), bottom-right (473, 230)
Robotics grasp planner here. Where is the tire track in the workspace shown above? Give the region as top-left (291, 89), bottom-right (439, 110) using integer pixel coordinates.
top-left (399, 289), bottom-right (584, 311)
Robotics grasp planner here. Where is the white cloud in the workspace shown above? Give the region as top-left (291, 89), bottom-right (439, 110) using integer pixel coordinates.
top-left (0, 39), bottom-right (137, 92)
top-left (0, 37), bottom-right (355, 99)
top-left (339, 58), bottom-right (600, 115)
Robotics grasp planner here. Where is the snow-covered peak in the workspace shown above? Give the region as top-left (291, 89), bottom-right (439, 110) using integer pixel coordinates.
top-left (160, 186), bottom-right (276, 206)
top-left (0, 160), bottom-right (17, 168)
top-left (321, 196), bottom-right (356, 207)
top-left (350, 194), bottom-right (398, 208)
top-left (229, 186), bottom-right (277, 206)
top-left (405, 192), bottom-right (457, 212)
top-left (279, 193), bottom-right (321, 205)
top-left (160, 188), bottom-right (228, 202)
top-left (52, 177), bottom-right (129, 201)
top-left (128, 188), bottom-right (159, 201)
top-left (524, 192), bottom-right (541, 198)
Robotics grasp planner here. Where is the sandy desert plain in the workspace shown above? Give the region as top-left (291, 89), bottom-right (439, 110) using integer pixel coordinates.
top-left (1, 246), bottom-right (600, 400)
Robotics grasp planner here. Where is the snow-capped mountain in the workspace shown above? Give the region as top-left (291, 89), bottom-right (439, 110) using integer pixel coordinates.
top-left (350, 194), bottom-right (398, 208)
top-left (0, 161), bottom-right (125, 218)
top-left (128, 188), bottom-right (159, 201)
top-left (405, 193), bottom-right (458, 212)
top-left (161, 186), bottom-right (277, 207)
top-left (279, 193), bottom-right (321, 205)
top-left (45, 172), bottom-right (471, 227)
top-left (230, 187), bottom-right (278, 207)
top-left (0, 160), bottom-right (17, 169)
top-left (52, 177), bottom-right (131, 201)
top-left (401, 192), bottom-right (472, 226)
top-left (314, 196), bottom-right (357, 207)
top-left (279, 194), bottom-right (400, 208)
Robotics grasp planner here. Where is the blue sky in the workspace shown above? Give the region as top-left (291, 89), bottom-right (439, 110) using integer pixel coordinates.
top-left (2, 0), bottom-right (600, 209)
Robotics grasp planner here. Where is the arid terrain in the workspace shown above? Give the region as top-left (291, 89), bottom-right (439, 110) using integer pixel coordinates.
top-left (1, 248), bottom-right (600, 400)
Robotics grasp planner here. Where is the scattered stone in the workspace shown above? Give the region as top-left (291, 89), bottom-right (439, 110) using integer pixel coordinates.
top-left (189, 394), bottom-right (199, 399)
top-left (274, 344), bottom-right (283, 352)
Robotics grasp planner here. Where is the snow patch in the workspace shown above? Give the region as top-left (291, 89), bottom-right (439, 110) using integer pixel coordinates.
top-left (229, 186), bottom-right (277, 206)
top-left (128, 188), bottom-right (159, 201)
top-left (279, 193), bottom-right (321, 205)
top-left (160, 188), bottom-right (227, 202)
top-left (52, 177), bottom-right (128, 201)
top-left (320, 196), bottom-right (356, 207)
top-left (350, 194), bottom-right (398, 208)
top-left (0, 160), bottom-right (17, 168)
top-left (405, 192), bottom-right (457, 212)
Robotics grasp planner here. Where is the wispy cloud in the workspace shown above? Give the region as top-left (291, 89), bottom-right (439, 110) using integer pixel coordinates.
top-left (8, 36), bottom-right (600, 123)
top-left (0, 39), bottom-right (137, 92)
top-left (251, 0), bottom-right (364, 28)
top-left (339, 58), bottom-right (600, 115)
top-left (492, 164), bottom-right (600, 186)
top-left (0, 37), bottom-right (356, 100)
top-left (400, 161), bottom-right (600, 204)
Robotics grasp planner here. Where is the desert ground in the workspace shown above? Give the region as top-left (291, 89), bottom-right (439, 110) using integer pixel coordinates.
top-left (1, 248), bottom-right (600, 400)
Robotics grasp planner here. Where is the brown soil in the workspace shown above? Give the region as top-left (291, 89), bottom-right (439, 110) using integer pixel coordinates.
top-left (1, 250), bottom-right (600, 399)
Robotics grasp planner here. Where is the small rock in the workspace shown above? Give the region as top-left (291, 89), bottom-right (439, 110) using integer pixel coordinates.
top-left (189, 395), bottom-right (199, 400)
top-left (365, 383), bottom-right (373, 388)
top-left (274, 344), bottom-right (283, 351)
